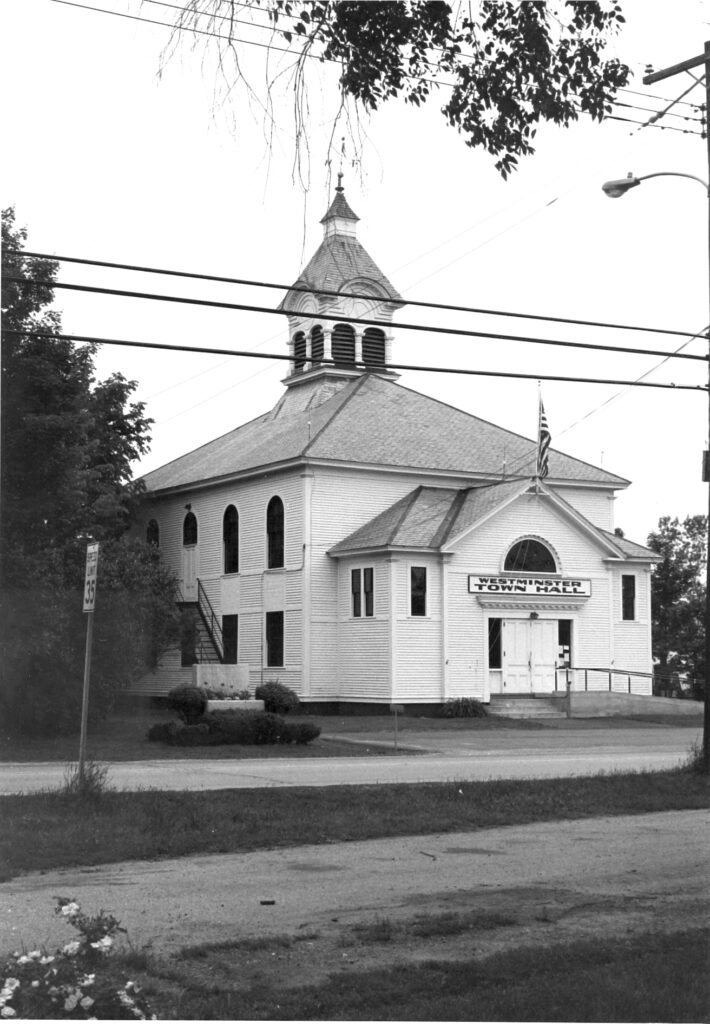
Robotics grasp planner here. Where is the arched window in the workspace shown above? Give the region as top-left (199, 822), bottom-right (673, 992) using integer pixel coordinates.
top-left (223, 505), bottom-right (239, 574)
top-left (504, 539), bottom-right (556, 574)
top-left (146, 519), bottom-right (160, 547)
top-left (332, 323), bottom-right (355, 367)
top-left (293, 331), bottom-right (307, 374)
top-left (267, 496), bottom-right (284, 569)
top-left (363, 327), bottom-right (385, 368)
top-left (310, 324), bottom-right (324, 366)
top-left (183, 511), bottom-right (198, 546)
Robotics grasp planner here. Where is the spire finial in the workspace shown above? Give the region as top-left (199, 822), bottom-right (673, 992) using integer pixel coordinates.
top-left (336, 170), bottom-right (344, 192)
top-left (336, 136), bottom-right (346, 191)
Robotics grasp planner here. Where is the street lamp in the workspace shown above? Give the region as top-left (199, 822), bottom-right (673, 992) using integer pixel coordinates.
top-left (602, 169), bottom-right (710, 774)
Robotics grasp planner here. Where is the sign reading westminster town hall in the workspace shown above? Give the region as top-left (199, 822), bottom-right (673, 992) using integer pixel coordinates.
top-left (468, 575), bottom-right (592, 597)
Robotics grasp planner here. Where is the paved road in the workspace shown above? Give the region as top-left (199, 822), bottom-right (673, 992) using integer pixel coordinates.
top-left (3, 809), bottom-right (708, 958)
top-left (0, 725), bottom-right (699, 793)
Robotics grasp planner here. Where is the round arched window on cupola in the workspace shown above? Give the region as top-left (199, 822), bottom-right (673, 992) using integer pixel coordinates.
top-left (293, 331), bottom-right (307, 374)
top-left (363, 327), bottom-right (385, 368)
top-left (504, 538), bottom-right (557, 574)
top-left (332, 323), bottom-right (355, 368)
top-left (310, 325), bottom-right (324, 366)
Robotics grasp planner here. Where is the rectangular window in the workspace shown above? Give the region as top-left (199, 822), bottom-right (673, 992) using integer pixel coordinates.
top-left (266, 611), bottom-right (284, 666)
top-left (352, 568), bottom-right (374, 617)
top-left (222, 614), bottom-right (238, 664)
top-left (411, 566), bottom-right (427, 616)
top-left (488, 618), bottom-right (502, 669)
top-left (622, 575), bottom-right (636, 620)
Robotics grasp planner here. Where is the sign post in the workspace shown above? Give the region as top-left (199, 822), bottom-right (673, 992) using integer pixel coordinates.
top-left (390, 703), bottom-right (404, 752)
top-left (78, 542), bottom-right (99, 784)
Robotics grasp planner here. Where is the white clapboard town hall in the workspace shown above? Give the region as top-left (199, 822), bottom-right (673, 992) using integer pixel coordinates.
top-left (136, 184), bottom-right (657, 707)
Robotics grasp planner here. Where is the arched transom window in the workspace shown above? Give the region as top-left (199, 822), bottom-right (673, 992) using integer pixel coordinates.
top-left (183, 511), bottom-right (198, 547)
top-left (223, 505), bottom-right (239, 574)
top-left (504, 538), bottom-right (556, 574)
top-left (267, 495), bottom-right (284, 569)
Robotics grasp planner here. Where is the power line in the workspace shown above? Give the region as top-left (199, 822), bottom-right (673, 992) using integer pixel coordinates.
top-left (7, 275), bottom-right (706, 364)
top-left (11, 251), bottom-right (704, 342)
top-left (6, 329), bottom-right (705, 391)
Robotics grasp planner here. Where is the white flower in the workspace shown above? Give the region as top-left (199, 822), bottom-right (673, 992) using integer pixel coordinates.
top-left (80, 996), bottom-right (95, 1009)
top-left (59, 902), bottom-right (80, 918)
top-left (1, 1006), bottom-right (17, 1018)
top-left (14, 957), bottom-right (30, 966)
top-left (39, 955), bottom-right (54, 965)
top-left (31, 981), bottom-right (40, 989)
top-left (64, 994), bottom-right (79, 1011)
top-left (1, 981), bottom-right (19, 995)
top-left (62, 941), bottom-right (81, 956)
top-left (79, 974), bottom-right (95, 987)
top-left (90, 936), bottom-right (113, 953)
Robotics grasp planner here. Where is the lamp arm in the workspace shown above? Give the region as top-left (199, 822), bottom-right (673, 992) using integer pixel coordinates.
top-left (637, 171), bottom-right (709, 195)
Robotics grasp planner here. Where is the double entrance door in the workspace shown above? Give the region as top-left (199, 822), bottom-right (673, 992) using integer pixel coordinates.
top-left (502, 618), bottom-right (558, 693)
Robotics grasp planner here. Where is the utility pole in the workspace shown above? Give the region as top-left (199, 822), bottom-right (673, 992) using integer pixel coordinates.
top-left (644, 46), bottom-right (710, 773)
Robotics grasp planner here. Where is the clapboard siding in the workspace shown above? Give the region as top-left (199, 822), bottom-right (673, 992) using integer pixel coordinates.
top-left (393, 556), bottom-right (443, 700)
top-left (555, 487), bottom-right (616, 532)
top-left (334, 558), bottom-right (391, 699)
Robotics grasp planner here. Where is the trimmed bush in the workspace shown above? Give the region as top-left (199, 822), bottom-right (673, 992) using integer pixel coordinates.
top-left (438, 697), bottom-right (488, 719)
top-left (166, 685), bottom-right (207, 724)
top-left (147, 721), bottom-right (180, 743)
top-left (255, 680), bottom-right (300, 715)
top-left (279, 721), bottom-right (321, 745)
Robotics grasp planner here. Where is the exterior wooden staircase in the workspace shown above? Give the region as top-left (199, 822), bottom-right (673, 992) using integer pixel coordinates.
top-left (488, 694), bottom-right (568, 719)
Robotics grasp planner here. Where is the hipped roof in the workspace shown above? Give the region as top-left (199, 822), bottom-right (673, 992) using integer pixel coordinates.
top-left (141, 374), bottom-right (629, 494)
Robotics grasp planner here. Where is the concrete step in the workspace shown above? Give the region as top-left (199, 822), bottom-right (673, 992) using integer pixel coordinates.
top-left (489, 695), bottom-right (567, 719)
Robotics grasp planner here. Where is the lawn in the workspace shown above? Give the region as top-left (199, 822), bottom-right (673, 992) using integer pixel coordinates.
top-left (2, 769), bottom-right (708, 880)
top-left (113, 926), bottom-right (709, 1021)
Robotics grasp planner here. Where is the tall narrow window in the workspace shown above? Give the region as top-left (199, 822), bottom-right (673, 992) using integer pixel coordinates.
top-left (267, 496), bottom-right (284, 569)
top-left (293, 331), bottom-right (307, 373)
top-left (266, 611), bottom-right (284, 667)
top-left (183, 511), bottom-right (197, 546)
top-left (223, 505), bottom-right (239, 574)
top-left (351, 568), bottom-right (374, 617)
top-left (411, 566), bottom-right (427, 616)
top-left (362, 327), bottom-right (385, 368)
top-left (504, 539), bottom-right (556, 574)
top-left (310, 325), bottom-right (324, 366)
top-left (488, 618), bottom-right (502, 669)
top-left (222, 614), bottom-right (238, 664)
top-left (622, 575), bottom-right (636, 620)
top-left (558, 619), bottom-right (572, 667)
top-left (332, 323), bottom-right (355, 367)
top-left (146, 519), bottom-right (160, 547)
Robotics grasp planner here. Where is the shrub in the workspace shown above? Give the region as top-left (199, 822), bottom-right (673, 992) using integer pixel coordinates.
top-left (204, 709), bottom-right (285, 745)
top-left (165, 685), bottom-right (207, 724)
top-left (255, 680), bottom-right (300, 715)
top-left (147, 721), bottom-right (180, 743)
top-left (439, 697), bottom-right (488, 719)
top-left (279, 721), bottom-right (321, 744)
top-left (174, 722), bottom-right (210, 746)
top-left (0, 897), bottom-right (154, 1019)
top-left (61, 760), bottom-right (111, 798)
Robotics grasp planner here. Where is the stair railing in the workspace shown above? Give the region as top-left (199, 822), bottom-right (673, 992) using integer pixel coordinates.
top-left (197, 579), bottom-right (225, 664)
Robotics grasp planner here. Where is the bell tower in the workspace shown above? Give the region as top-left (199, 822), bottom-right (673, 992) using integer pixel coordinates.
top-left (278, 178), bottom-right (405, 388)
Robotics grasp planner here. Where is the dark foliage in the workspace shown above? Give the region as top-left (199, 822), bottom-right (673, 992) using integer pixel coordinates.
top-left (439, 697), bottom-right (488, 719)
top-left (147, 710), bottom-right (321, 746)
top-left (166, 686), bottom-right (208, 725)
top-left (255, 680), bottom-right (300, 715)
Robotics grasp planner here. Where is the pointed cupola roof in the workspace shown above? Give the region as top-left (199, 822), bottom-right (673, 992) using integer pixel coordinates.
top-left (278, 177), bottom-right (404, 309)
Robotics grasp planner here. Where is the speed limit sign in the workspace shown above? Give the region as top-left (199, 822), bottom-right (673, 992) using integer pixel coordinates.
top-left (83, 543), bottom-right (100, 612)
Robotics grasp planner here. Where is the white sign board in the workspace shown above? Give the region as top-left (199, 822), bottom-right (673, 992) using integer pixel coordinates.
top-left (468, 575), bottom-right (591, 597)
top-left (83, 543), bottom-right (100, 612)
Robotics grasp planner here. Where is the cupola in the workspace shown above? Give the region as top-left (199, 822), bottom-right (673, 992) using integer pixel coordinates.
top-left (278, 178), bottom-right (405, 390)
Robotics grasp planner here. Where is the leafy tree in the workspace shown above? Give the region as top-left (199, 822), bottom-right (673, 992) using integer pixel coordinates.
top-left (165, 0), bottom-right (629, 178)
top-left (647, 515), bottom-right (707, 697)
top-left (1, 208), bottom-right (180, 735)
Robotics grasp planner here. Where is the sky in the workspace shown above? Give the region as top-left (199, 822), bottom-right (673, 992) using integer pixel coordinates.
top-left (3, 0), bottom-right (710, 546)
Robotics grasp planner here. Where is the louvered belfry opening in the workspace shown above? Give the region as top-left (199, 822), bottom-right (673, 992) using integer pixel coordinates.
top-left (293, 331), bottom-right (307, 374)
top-left (363, 327), bottom-right (386, 368)
top-left (332, 323), bottom-right (356, 367)
top-left (311, 324), bottom-right (324, 366)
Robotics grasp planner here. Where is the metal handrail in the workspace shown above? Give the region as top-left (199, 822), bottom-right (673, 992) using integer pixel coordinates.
top-left (197, 580), bottom-right (225, 663)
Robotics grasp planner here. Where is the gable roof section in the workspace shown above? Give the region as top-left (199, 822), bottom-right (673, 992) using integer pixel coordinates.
top-left (600, 529), bottom-right (658, 560)
top-left (141, 374), bottom-right (629, 494)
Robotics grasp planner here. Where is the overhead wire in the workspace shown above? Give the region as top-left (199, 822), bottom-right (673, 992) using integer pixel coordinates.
top-left (7, 275), bottom-right (706, 364)
top-left (6, 329), bottom-right (705, 392)
top-left (11, 252), bottom-right (704, 342)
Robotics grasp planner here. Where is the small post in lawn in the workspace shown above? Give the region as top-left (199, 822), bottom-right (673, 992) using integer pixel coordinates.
top-left (78, 542), bottom-right (100, 786)
top-left (390, 703), bottom-right (404, 752)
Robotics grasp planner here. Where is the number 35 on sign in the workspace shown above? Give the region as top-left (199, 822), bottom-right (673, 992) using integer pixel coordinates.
top-left (83, 543), bottom-right (100, 612)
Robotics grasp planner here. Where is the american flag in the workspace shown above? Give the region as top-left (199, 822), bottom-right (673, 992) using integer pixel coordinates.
top-left (537, 396), bottom-right (551, 479)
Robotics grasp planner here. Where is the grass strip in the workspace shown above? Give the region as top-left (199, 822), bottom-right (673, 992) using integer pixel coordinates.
top-left (117, 927), bottom-right (709, 1021)
top-left (2, 770), bottom-right (708, 879)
